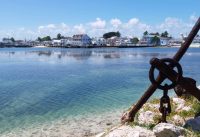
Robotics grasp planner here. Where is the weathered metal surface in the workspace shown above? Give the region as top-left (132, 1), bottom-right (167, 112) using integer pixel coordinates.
top-left (121, 17), bottom-right (200, 123)
top-left (159, 85), bottom-right (171, 122)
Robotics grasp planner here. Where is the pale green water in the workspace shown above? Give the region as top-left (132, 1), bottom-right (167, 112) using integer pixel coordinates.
top-left (0, 47), bottom-right (200, 134)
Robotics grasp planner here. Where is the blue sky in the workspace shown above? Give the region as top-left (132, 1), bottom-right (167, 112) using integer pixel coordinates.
top-left (0, 0), bottom-right (199, 40)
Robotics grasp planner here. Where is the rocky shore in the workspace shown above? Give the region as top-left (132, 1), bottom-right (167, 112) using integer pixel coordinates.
top-left (96, 95), bottom-right (200, 137)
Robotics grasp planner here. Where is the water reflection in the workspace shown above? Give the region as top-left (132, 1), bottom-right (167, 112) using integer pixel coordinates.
top-left (0, 48), bottom-right (175, 61)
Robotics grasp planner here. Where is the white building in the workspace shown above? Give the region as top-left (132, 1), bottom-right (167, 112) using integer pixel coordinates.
top-left (106, 36), bottom-right (120, 46)
top-left (52, 40), bottom-right (61, 46)
top-left (73, 34), bottom-right (91, 46)
top-left (60, 37), bottom-right (73, 46)
top-left (91, 37), bottom-right (106, 46)
top-left (119, 37), bottom-right (132, 46)
top-left (160, 37), bottom-right (171, 46)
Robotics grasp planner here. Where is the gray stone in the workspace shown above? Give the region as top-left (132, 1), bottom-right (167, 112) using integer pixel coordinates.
top-left (172, 115), bottom-right (185, 126)
top-left (153, 123), bottom-right (185, 137)
top-left (172, 97), bottom-right (186, 111)
top-left (103, 125), bottom-right (155, 137)
top-left (184, 116), bottom-right (200, 131)
top-left (138, 111), bottom-right (155, 125)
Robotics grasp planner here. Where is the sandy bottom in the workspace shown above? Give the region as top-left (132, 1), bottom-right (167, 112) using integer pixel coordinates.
top-left (0, 109), bottom-right (124, 137)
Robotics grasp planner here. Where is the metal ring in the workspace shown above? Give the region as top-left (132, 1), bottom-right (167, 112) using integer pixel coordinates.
top-left (149, 58), bottom-right (182, 90)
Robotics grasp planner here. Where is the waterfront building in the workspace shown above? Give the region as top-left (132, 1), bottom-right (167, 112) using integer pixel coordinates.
top-left (42, 41), bottom-right (52, 47)
top-left (2, 38), bottom-right (13, 44)
top-left (73, 34), bottom-right (91, 46)
top-left (169, 38), bottom-right (183, 47)
top-left (52, 39), bottom-right (62, 46)
top-left (139, 35), bottom-right (156, 46)
top-left (60, 37), bottom-right (73, 46)
top-left (106, 36), bottom-right (120, 46)
top-left (119, 37), bottom-right (132, 46)
top-left (91, 37), bottom-right (106, 46)
top-left (160, 37), bottom-right (172, 46)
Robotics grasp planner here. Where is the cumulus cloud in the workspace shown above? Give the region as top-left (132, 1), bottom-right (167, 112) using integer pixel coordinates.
top-left (155, 17), bottom-right (197, 37)
top-left (37, 23), bottom-right (71, 37)
top-left (90, 18), bottom-right (106, 29)
top-left (0, 15), bottom-right (199, 40)
top-left (127, 18), bottom-right (140, 26)
top-left (73, 24), bottom-right (85, 34)
top-left (110, 18), bottom-right (122, 28)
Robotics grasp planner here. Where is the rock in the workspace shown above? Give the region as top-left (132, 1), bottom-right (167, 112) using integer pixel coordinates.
top-left (153, 123), bottom-right (185, 137)
top-left (182, 106), bottom-right (191, 111)
top-left (138, 111), bottom-right (155, 125)
top-left (184, 116), bottom-right (200, 131)
top-left (198, 85), bottom-right (200, 89)
top-left (104, 125), bottom-right (155, 137)
top-left (172, 98), bottom-right (185, 105)
top-left (106, 123), bottom-right (112, 126)
top-left (172, 98), bottom-right (186, 111)
top-left (172, 115), bottom-right (185, 126)
top-left (151, 104), bottom-right (160, 110)
top-left (95, 132), bottom-right (105, 137)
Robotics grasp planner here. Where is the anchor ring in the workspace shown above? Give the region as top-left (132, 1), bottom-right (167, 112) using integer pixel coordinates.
top-left (149, 58), bottom-right (183, 90)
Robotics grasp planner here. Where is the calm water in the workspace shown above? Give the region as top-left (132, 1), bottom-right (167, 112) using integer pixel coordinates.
top-left (0, 47), bottom-right (200, 133)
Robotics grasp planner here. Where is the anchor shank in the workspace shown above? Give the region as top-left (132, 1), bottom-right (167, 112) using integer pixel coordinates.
top-left (127, 75), bottom-right (164, 122)
top-left (122, 17), bottom-right (200, 123)
top-left (173, 17), bottom-right (200, 62)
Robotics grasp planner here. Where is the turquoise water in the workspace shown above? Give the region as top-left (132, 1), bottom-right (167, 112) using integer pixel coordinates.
top-left (0, 47), bottom-right (200, 133)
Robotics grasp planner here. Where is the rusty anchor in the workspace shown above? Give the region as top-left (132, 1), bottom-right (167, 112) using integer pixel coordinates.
top-left (121, 17), bottom-right (200, 123)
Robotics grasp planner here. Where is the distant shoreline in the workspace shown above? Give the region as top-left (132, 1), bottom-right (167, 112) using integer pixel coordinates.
top-left (1, 44), bottom-right (199, 49)
top-left (0, 45), bottom-right (168, 49)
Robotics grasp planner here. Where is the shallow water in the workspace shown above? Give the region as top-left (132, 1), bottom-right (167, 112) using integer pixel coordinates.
top-left (0, 47), bottom-right (200, 135)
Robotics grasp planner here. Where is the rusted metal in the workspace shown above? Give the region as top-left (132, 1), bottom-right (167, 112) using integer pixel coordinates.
top-left (150, 57), bottom-right (200, 101)
top-left (159, 85), bottom-right (171, 123)
top-left (149, 58), bottom-right (183, 90)
top-left (121, 17), bottom-right (200, 123)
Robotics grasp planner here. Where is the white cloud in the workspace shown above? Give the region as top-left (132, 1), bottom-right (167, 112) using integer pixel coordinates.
top-left (110, 18), bottom-right (122, 28)
top-left (159, 17), bottom-right (183, 28)
top-left (127, 18), bottom-right (140, 26)
top-left (90, 18), bottom-right (106, 29)
top-left (190, 14), bottom-right (198, 22)
top-left (0, 15), bottom-right (199, 41)
top-left (37, 23), bottom-right (71, 37)
top-left (155, 17), bottom-right (196, 37)
top-left (73, 24), bottom-right (85, 34)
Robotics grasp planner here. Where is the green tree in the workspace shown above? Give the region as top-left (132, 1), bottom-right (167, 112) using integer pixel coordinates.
top-left (10, 37), bottom-right (15, 42)
top-left (116, 31), bottom-right (121, 37)
top-left (143, 31), bottom-right (148, 36)
top-left (42, 36), bottom-right (51, 41)
top-left (155, 32), bottom-right (160, 36)
top-left (37, 37), bottom-right (42, 42)
top-left (161, 31), bottom-right (169, 37)
top-left (103, 31), bottom-right (121, 39)
top-left (131, 37), bottom-right (139, 44)
top-left (151, 36), bottom-right (160, 46)
top-left (57, 33), bottom-right (62, 40)
top-left (149, 32), bottom-right (159, 36)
